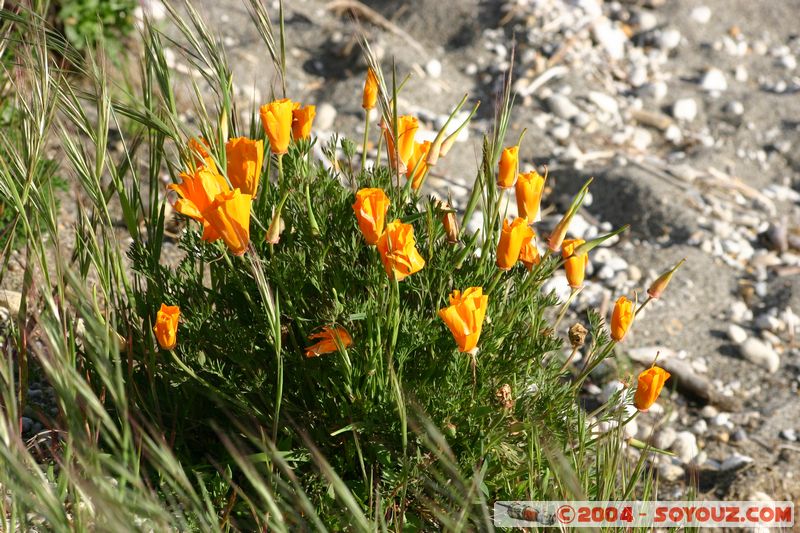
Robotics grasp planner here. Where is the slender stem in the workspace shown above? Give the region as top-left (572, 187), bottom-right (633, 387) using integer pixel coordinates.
top-left (361, 111), bottom-right (370, 176)
top-left (277, 152), bottom-right (285, 191)
top-left (553, 286), bottom-right (582, 330)
top-left (559, 345), bottom-right (579, 373)
top-left (486, 269), bottom-right (504, 294)
top-left (635, 296), bottom-right (653, 315)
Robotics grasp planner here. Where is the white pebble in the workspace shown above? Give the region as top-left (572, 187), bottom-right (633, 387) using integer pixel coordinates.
top-left (671, 431), bottom-right (699, 464)
top-left (672, 98), bottom-right (698, 121)
top-left (739, 338), bottom-right (780, 372)
top-left (658, 28), bottom-right (682, 50)
top-left (727, 324), bottom-right (748, 344)
top-left (690, 6), bottom-right (712, 24)
top-left (700, 68), bottom-right (728, 92)
top-left (425, 59), bottom-right (442, 78)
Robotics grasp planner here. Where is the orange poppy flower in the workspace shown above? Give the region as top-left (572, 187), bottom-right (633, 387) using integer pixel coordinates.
top-left (225, 137), bottom-right (264, 196)
top-left (362, 68), bottom-right (379, 110)
top-left (154, 304), bottom-right (180, 350)
top-left (515, 170), bottom-right (546, 221)
top-left (438, 287), bottom-right (489, 353)
top-left (497, 145), bottom-right (519, 188)
top-left (562, 238), bottom-right (588, 288)
top-left (406, 140), bottom-right (431, 189)
top-left (610, 296), bottom-right (634, 342)
top-left (202, 188), bottom-right (252, 256)
top-left (377, 220), bottom-right (426, 281)
top-left (496, 217), bottom-right (534, 270)
top-left (352, 188), bottom-right (390, 245)
top-left (260, 98), bottom-right (294, 154)
top-left (305, 326), bottom-right (353, 357)
top-left (292, 103), bottom-right (316, 140)
top-left (633, 366), bottom-right (671, 411)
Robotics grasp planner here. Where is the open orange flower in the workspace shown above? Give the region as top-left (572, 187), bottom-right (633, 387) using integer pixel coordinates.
top-left (515, 170), bottom-right (546, 222)
top-left (562, 238), bottom-right (588, 288)
top-left (438, 287), bottom-right (489, 353)
top-left (169, 166), bottom-right (230, 241)
top-left (154, 304), bottom-right (180, 350)
top-left (377, 220), bottom-right (426, 281)
top-left (519, 233), bottom-right (541, 271)
top-left (362, 68), bottom-right (379, 110)
top-left (352, 188), bottom-right (390, 245)
top-left (260, 98), bottom-right (294, 154)
top-left (406, 140), bottom-right (431, 189)
top-left (226, 137), bottom-right (264, 196)
top-left (202, 188), bottom-right (252, 256)
top-left (292, 103), bottom-right (316, 140)
top-left (305, 326), bottom-right (353, 358)
top-left (497, 145), bottom-right (519, 188)
top-left (384, 115), bottom-right (418, 171)
top-left (610, 296), bottom-right (634, 341)
top-left (634, 366), bottom-right (671, 411)
top-left (496, 217), bottom-right (534, 270)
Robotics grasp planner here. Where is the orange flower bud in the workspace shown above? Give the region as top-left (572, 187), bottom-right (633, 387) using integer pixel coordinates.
top-left (438, 201), bottom-right (460, 244)
top-left (633, 366), bottom-right (671, 411)
top-left (202, 188), bottom-right (252, 256)
top-left (352, 188), bottom-right (390, 245)
top-left (384, 115), bottom-right (418, 171)
top-left (406, 140), bottom-right (431, 190)
top-left (259, 98), bottom-right (294, 154)
top-left (292, 103), bottom-right (316, 140)
top-left (362, 68), bottom-right (379, 110)
top-left (377, 220), bottom-right (426, 281)
top-left (515, 169), bottom-right (546, 222)
top-left (305, 326), bottom-right (353, 358)
top-left (562, 238), bottom-right (588, 288)
top-left (225, 137), bottom-right (264, 196)
top-left (496, 217), bottom-right (534, 270)
top-left (647, 258), bottom-right (686, 299)
top-left (547, 178), bottom-right (593, 252)
top-left (154, 304), bottom-right (180, 350)
top-left (497, 145), bottom-right (519, 188)
top-left (519, 232), bottom-right (540, 271)
top-left (438, 287), bottom-right (489, 353)
top-left (610, 296), bottom-right (634, 342)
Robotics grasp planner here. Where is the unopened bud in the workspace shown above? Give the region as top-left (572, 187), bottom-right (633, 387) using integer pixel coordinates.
top-left (568, 323), bottom-right (588, 349)
top-left (495, 383), bottom-right (514, 410)
top-left (647, 258), bottom-right (686, 299)
top-left (438, 201), bottom-right (460, 244)
top-left (266, 192), bottom-right (289, 245)
top-left (547, 177), bottom-right (593, 252)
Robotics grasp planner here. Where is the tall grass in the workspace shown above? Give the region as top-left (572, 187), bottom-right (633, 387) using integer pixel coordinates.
top-left (0, 2), bottom-right (666, 531)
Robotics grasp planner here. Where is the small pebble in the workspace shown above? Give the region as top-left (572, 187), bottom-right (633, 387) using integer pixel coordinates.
top-left (314, 103), bottom-right (337, 131)
top-left (671, 431), bottom-right (699, 464)
top-left (547, 94), bottom-right (581, 120)
top-left (659, 462), bottom-right (684, 482)
top-left (739, 338), bottom-right (780, 372)
top-left (779, 428), bottom-right (797, 442)
top-left (425, 59), bottom-right (442, 78)
top-left (700, 68), bottom-right (728, 92)
top-left (690, 6), bottom-right (712, 24)
top-left (672, 98), bottom-right (698, 121)
top-left (727, 324), bottom-right (748, 344)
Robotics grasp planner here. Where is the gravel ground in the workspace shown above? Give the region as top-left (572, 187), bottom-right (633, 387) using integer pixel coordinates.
top-left (4, 0), bottom-right (800, 511)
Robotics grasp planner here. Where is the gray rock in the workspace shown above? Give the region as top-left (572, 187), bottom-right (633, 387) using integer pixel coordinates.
top-left (21, 417), bottom-right (33, 434)
top-left (731, 429), bottom-right (748, 442)
top-left (638, 81), bottom-right (668, 101)
top-left (315, 103), bottom-right (337, 131)
top-left (592, 18), bottom-right (627, 60)
top-left (547, 94), bottom-right (580, 120)
top-left (739, 338), bottom-right (780, 372)
top-left (653, 427), bottom-right (677, 450)
top-left (779, 428), bottom-right (797, 442)
top-left (727, 324), bottom-right (748, 344)
top-left (659, 462), bottom-right (684, 482)
top-left (720, 453), bottom-right (753, 471)
top-left (671, 431), bottom-right (699, 464)
top-left (588, 91), bottom-right (619, 116)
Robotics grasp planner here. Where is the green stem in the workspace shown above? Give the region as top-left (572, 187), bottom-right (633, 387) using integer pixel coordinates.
top-left (553, 286), bottom-right (582, 331)
top-left (277, 153), bottom-right (285, 191)
top-left (361, 111), bottom-right (370, 177)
